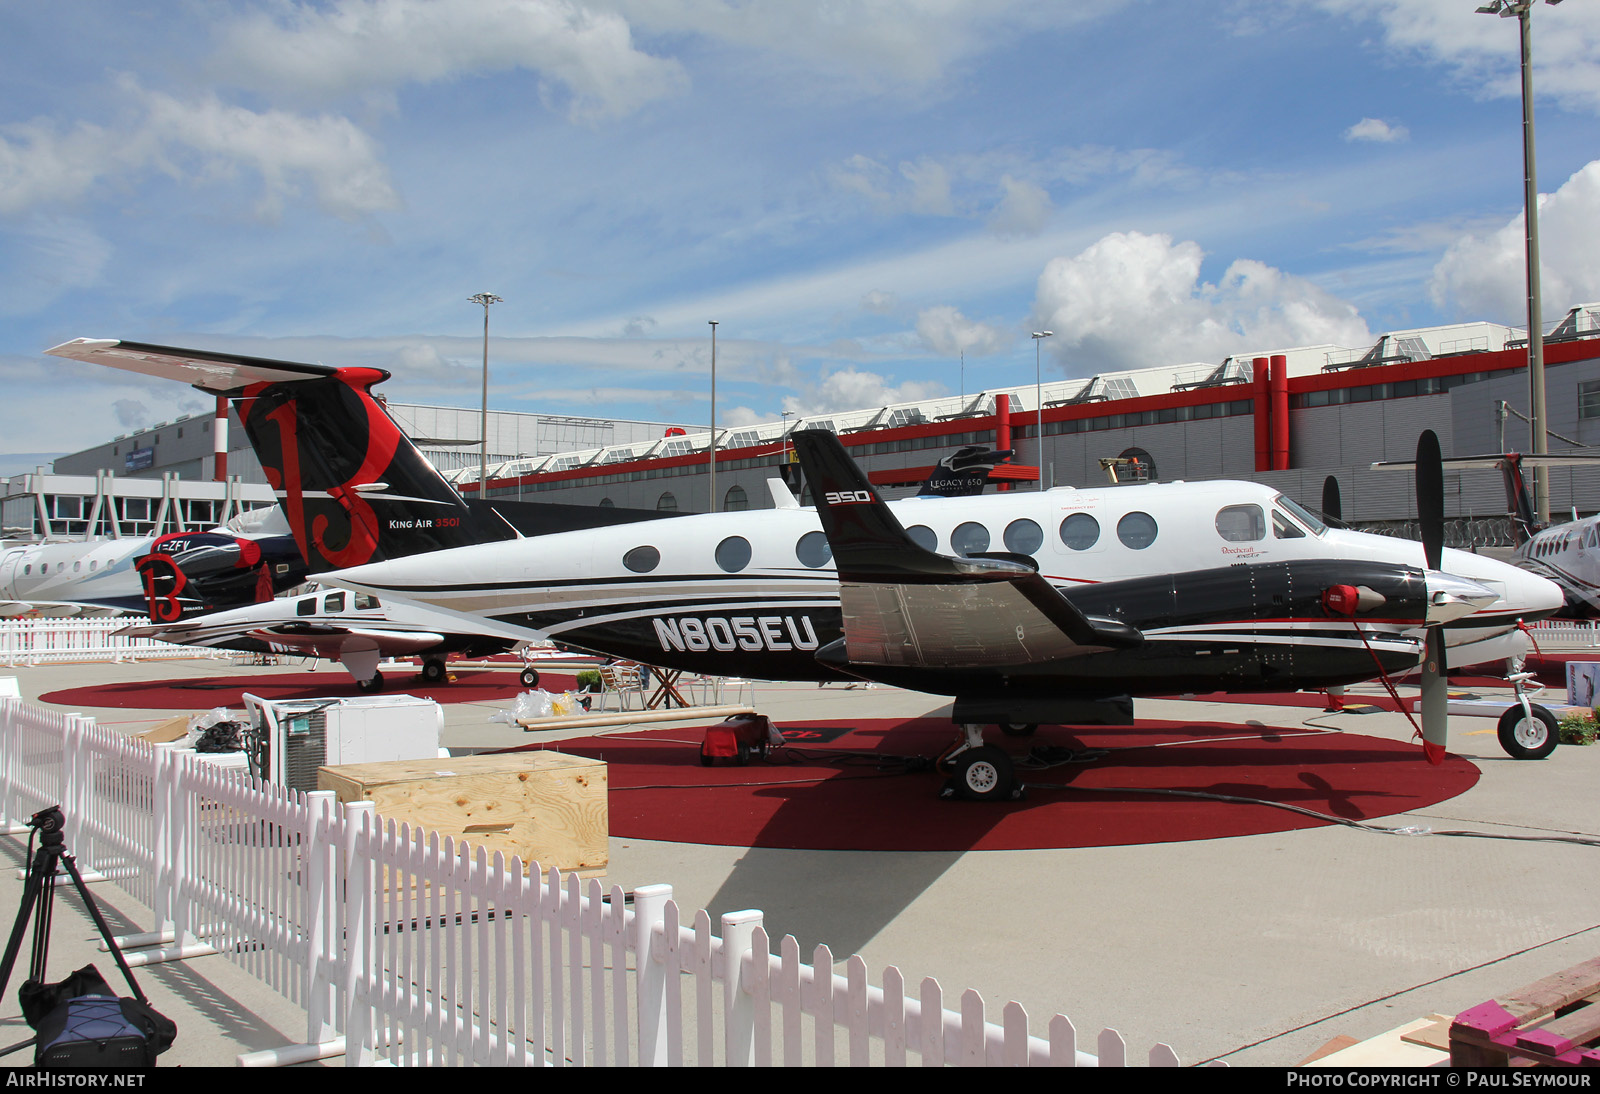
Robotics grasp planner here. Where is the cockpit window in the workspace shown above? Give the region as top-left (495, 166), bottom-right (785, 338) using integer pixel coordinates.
top-left (1272, 510), bottom-right (1306, 539)
top-left (1215, 505), bottom-right (1265, 542)
top-left (1274, 495), bottom-right (1326, 536)
top-left (355, 593), bottom-right (380, 610)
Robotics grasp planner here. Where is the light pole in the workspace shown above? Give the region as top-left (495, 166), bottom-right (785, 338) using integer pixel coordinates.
top-left (1477, 0), bottom-right (1562, 524)
top-left (469, 292), bottom-right (502, 495)
top-left (1032, 331), bottom-right (1053, 490)
top-left (708, 320), bottom-right (718, 513)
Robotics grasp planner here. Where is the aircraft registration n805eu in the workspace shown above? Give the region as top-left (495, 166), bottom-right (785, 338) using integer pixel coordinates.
top-left (47, 338), bottom-right (1564, 797)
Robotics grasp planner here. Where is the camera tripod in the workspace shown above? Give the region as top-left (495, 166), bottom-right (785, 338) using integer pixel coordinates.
top-left (0, 806), bottom-right (148, 1057)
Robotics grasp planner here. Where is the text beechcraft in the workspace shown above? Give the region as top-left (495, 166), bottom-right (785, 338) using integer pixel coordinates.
top-left (48, 338), bottom-right (1564, 799)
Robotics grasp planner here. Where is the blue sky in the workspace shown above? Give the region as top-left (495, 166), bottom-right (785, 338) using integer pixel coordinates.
top-left (4, 0), bottom-right (1600, 474)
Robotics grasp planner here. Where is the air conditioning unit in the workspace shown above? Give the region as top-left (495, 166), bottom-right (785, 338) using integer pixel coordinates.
top-left (241, 693), bottom-right (443, 792)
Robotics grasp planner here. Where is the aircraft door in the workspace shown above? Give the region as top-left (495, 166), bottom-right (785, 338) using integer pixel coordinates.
top-left (0, 550), bottom-right (21, 600)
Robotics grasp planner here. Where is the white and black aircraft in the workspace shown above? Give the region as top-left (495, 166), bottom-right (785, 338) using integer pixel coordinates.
top-left (48, 338), bottom-right (1565, 798)
top-left (119, 583), bottom-right (535, 690)
top-left (1374, 449), bottom-right (1600, 620)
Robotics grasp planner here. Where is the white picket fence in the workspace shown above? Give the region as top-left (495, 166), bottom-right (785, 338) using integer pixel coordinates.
top-left (0, 618), bottom-right (227, 667)
top-left (0, 697), bottom-right (1195, 1068)
top-left (1526, 620), bottom-right (1600, 649)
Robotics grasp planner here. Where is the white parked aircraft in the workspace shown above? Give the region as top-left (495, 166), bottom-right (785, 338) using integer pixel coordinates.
top-left (48, 338), bottom-right (1565, 797)
top-left (119, 583), bottom-right (535, 691)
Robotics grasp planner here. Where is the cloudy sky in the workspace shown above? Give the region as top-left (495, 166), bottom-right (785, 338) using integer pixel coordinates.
top-left (4, 0), bottom-right (1600, 473)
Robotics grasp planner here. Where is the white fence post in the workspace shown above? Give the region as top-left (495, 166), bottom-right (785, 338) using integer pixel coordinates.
top-left (303, 790), bottom-right (339, 1050)
top-left (721, 909), bottom-right (762, 1067)
top-left (342, 801), bottom-right (377, 1067)
top-left (632, 883), bottom-right (672, 1066)
top-left (0, 699), bottom-right (19, 833)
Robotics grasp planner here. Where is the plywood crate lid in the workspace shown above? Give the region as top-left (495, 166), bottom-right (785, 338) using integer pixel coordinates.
top-left (320, 750), bottom-right (603, 790)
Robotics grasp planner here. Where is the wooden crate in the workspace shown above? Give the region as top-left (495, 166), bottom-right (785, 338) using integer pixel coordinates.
top-left (318, 752), bottom-right (607, 877)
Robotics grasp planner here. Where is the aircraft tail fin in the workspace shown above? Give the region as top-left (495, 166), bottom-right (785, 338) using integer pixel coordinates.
top-left (47, 339), bottom-right (512, 572)
top-left (788, 428), bottom-right (1141, 663)
top-left (1498, 454), bottom-right (1538, 546)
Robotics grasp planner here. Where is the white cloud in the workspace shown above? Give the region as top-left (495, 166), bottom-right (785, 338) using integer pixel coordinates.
top-left (781, 366), bottom-right (946, 417)
top-left (606, 1), bottom-right (1110, 89)
top-left (860, 290), bottom-right (900, 314)
top-left (987, 174), bottom-right (1053, 237)
top-left (914, 305), bottom-right (1008, 358)
top-left (139, 87), bottom-right (401, 220)
top-left (0, 82), bottom-right (399, 222)
top-left (1344, 117), bottom-right (1408, 143)
top-left (1429, 159), bottom-right (1600, 323)
top-left (0, 216), bottom-right (113, 316)
top-left (900, 158), bottom-right (955, 216)
top-left (0, 120), bottom-right (123, 215)
top-left (1032, 231), bottom-right (1372, 374)
top-left (214, 0), bottom-right (688, 121)
top-left (1307, 0), bottom-right (1600, 113)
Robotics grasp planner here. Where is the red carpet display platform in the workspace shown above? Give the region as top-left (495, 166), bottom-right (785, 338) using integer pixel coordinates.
top-left (519, 717), bottom-right (1479, 852)
top-left (47, 672), bottom-right (1482, 852)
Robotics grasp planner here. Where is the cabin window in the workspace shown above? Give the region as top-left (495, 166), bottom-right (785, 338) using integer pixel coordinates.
top-left (1272, 510), bottom-right (1306, 539)
top-left (1004, 518), bottom-right (1044, 555)
top-left (73, 562), bottom-right (81, 572)
top-left (951, 522), bottom-right (990, 556)
top-left (715, 536), bottom-right (752, 573)
top-left (22, 565), bottom-right (30, 576)
top-left (1215, 505), bottom-right (1265, 543)
top-left (296, 598), bottom-right (316, 616)
top-left (322, 592), bottom-right (345, 613)
top-left (624, 545), bottom-right (661, 573)
top-left (1058, 513), bottom-right (1100, 551)
top-left (1117, 512), bottom-right (1158, 550)
top-left (355, 593), bottom-right (381, 610)
top-left (795, 531), bottom-right (832, 568)
top-left (39, 564), bottom-right (47, 575)
top-left (907, 525), bottom-right (938, 552)
top-left (89, 561), bottom-right (97, 571)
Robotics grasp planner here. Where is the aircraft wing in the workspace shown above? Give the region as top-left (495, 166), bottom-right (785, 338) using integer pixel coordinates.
top-left (44, 339), bottom-right (357, 394)
top-left (247, 623), bottom-right (446, 659)
top-left (789, 429), bottom-right (1141, 670)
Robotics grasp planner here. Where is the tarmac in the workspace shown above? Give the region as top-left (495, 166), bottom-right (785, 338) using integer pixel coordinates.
top-left (2, 653), bottom-right (1598, 1068)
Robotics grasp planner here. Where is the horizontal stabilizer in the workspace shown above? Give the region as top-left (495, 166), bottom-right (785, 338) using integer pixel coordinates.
top-left (788, 429), bottom-right (1141, 669)
top-left (46, 339), bottom-right (353, 394)
top-left (1373, 452), bottom-right (1600, 472)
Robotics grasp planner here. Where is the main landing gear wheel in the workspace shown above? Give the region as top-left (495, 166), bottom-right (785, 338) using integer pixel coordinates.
top-left (357, 671), bottom-right (384, 693)
top-left (421, 658), bottom-right (447, 684)
top-left (520, 668), bottom-right (540, 688)
top-left (999, 722), bottom-right (1037, 737)
top-left (1497, 704), bottom-right (1558, 760)
top-left (950, 746), bottom-right (1019, 802)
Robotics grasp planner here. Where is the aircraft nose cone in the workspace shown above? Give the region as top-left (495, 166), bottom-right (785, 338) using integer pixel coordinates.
top-left (1424, 571), bottom-right (1498, 625)
top-left (1518, 568), bottom-right (1565, 620)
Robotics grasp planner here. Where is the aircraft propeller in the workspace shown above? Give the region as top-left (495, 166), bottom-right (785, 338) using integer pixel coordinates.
top-left (1415, 430), bottom-right (1449, 764)
top-left (1321, 475), bottom-right (1342, 525)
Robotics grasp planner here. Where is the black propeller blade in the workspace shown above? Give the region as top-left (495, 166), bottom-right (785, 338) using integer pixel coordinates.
top-left (1415, 430), bottom-right (1448, 763)
top-left (1321, 475), bottom-right (1342, 525)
